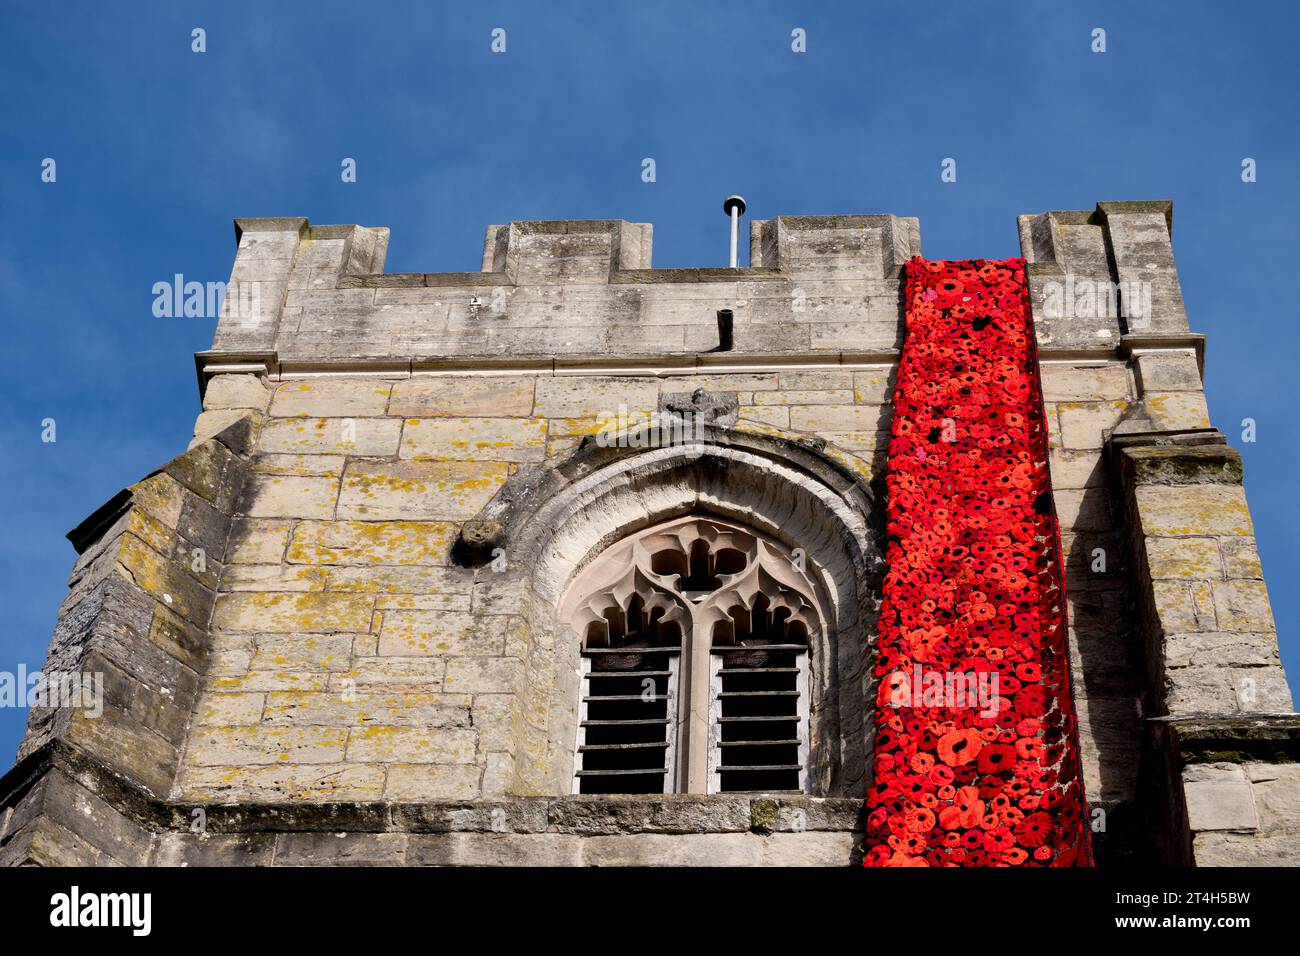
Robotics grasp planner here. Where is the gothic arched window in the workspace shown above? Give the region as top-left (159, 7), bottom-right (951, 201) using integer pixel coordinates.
top-left (559, 517), bottom-right (828, 795)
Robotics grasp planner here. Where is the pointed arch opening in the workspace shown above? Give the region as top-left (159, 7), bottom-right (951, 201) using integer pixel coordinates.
top-left (491, 430), bottom-right (881, 798)
top-left (560, 516), bottom-right (829, 794)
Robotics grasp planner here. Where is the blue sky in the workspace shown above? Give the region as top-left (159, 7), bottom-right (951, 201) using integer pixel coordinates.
top-left (1, 0), bottom-right (1297, 763)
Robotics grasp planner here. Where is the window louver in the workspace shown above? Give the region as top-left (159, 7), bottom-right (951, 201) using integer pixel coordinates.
top-left (711, 645), bottom-right (808, 793)
top-left (573, 648), bottom-right (679, 794)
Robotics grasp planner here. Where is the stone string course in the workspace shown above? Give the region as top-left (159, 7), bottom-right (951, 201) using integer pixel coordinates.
top-left (2, 203), bottom-right (1297, 865)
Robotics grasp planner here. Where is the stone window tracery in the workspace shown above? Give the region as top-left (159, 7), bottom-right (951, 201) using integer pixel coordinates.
top-left (559, 517), bottom-right (828, 795)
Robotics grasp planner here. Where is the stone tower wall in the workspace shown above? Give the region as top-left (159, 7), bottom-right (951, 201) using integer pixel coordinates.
top-left (2, 204), bottom-right (1296, 866)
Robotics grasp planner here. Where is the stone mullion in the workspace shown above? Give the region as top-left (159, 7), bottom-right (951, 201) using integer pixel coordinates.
top-left (683, 610), bottom-right (713, 793)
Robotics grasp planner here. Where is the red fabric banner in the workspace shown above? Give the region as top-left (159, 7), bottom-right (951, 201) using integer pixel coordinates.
top-left (863, 258), bottom-right (1093, 867)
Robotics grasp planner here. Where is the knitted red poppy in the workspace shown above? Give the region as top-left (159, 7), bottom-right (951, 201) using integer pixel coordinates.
top-left (864, 258), bottom-right (1093, 867)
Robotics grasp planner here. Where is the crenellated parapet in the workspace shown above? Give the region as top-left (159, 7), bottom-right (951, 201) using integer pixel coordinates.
top-left (204, 206), bottom-right (1209, 387)
top-left (202, 213), bottom-right (925, 380)
top-left (1018, 200), bottom-right (1190, 348)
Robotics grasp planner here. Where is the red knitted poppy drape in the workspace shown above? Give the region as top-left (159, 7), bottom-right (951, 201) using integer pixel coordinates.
top-left (862, 258), bottom-right (1093, 867)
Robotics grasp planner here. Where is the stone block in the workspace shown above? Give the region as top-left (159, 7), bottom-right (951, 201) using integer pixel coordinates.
top-left (220, 564), bottom-right (325, 592)
top-left (547, 796), bottom-right (750, 835)
top-left (399, 417), bottom-right (547, 462)
top-left (1056, 401), bottom-right (1128, 449)
top-left (192, 409), bottom-right (249, 446)
top-left (195, 692), bottom-right (266, 726)
top-left (1134, 352), bottom-right (1202, 392)
top-left (582, 832), bottom-right (761, 866)
top-left (153, 832), bottom-right (277, 866)
top-left (1166, 664), bottom-right (1294, 713)
top-left (1053, 488), bottom-right (1112, 531)
top-left (778, 370), bottom-right (853, 391)
top-left (337, 460), bottom-right (509, 520)
top-left (532, 377), bottom-right (659, 418)
top-left (345, 726), bottom-right (477, 764)
top-left (286, 519), bottom-right (457, 566)
top-left (129, 473), bottom-right (187, 530)
top-left (29, 771), bottom-right (155, 866)
top-left (1164, 631), bottom-right (1282, 669)
top-left (1135, 485), bottom-right (1254, 537)
top-left (385, 765), bottom-right (483, 801)
top-left (1040, 364), bottom-right (1131, 402)
top-left (1183, 763), bottom-right (1259, 831)
top-left (165, 439), bottom-right (242, 511)
top-left (179, 761), bottom-right (388, 802)
top-left (147, 603), bottom-right (209, 673)
top-left (327, 565), bottom-right (471, 596)
top-left (114, 533), bottom-right (212, 628)
top-left (211, 592), bottom-right (374, 633)
top-left (1212, 580), bottom-right (1276, 633)
top-left (661, 373), bottom-right (780, 392)
top-left (270, 380), bottom-right (393, 417)
top-left (1219, 538), bottom-right (1264, 580)
top-left (443, 658), bottom-right (524, 694)
top-left (408, 832), bottom-right (581, 866)
top-left (253, 453), bottom-right (347, 477)
top-left (471, 694), bottom-right (522, 748)
top-left (753, 389), bottom-right (855, 406)
top-left (227, 518), bottom-right (293, 564)
top-left (1048, 449), bottom-right (1105, 490)
top-left (547, 414), bottom-right (644, 438)
top-left (759, 831), bottom-right (861, 866)
top-left (0, 819), bottom-right (101, 867)
top-left (1123, 444), bottom-right (1243, 486)
top-left (739, 405), bottom-right (789, 428)
top-left (262, 691), bottom-right (470, 727)
top-left (248, 633), bottom-right (354, 671)
top-left (375, 591), bottom-right (472, 612)
top-left (260, 417), bottom-right (401, 456)
top-left (482, 752), bottom-right (516, 796)
top-left (390, 377), bottom-right (536, 417)
top-left (809, 320), bottom-right (898, 350)
top-left (852, 369), bottom-right (894, 403)
top-left (341, 657), bottom-right (446, 689)
top-left (1143, 391), bottom-right (1211, 431)
top-left (275, 832), bottom-right (408, 866)
top-left (211, 670), bottom-right (331, 693)
top-left (1192, 830), bottom-right (1300, 866)
top-left (1151, 580), bottom-right (1216, 633)
top-left (186, 725), bottom-right (349, 766)
top-left (1246, 764), bottom-right (1300, 833)
top-left (1145, 536), bottom-right (1222, 580)
top-left (377, 610), bottom-right (518, 656)
top-left (751, 214), bottom-right (918, 278)
top-left (244, 474), bottom-right (339, 519)
top-left (790, 404), bottom-right (889, 432)
top-left (202, 374), bottom-right (272, 411)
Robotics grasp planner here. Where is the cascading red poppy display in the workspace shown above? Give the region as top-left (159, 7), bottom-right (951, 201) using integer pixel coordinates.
top-left (862, 258), bottom-right (1093, 867)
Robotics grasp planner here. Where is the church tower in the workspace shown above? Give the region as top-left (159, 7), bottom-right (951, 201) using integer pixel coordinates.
top-left (2, 203), bottom-right (1296, 866)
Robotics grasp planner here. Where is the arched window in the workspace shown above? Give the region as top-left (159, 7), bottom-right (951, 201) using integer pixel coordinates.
top-left (559, 517), bottom-right (828, 795)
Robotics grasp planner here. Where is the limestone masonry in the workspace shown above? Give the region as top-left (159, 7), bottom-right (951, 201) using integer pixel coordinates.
top-left (3, 203), bottom-right (1298, 866)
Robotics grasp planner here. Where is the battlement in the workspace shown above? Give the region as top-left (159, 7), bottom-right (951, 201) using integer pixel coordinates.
top-left (202, 203), bottom-right (1193, 387)
top-left (1018, 200), bottom-right (1188, 346)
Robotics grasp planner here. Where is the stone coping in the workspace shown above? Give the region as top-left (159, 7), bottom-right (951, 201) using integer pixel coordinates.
top-left (1153, 714), bottom-right (1300, 765)
top-left (1114, 437), bottom-right (1244, 485)
top-left (0, 742), bottom-right (864, 839)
